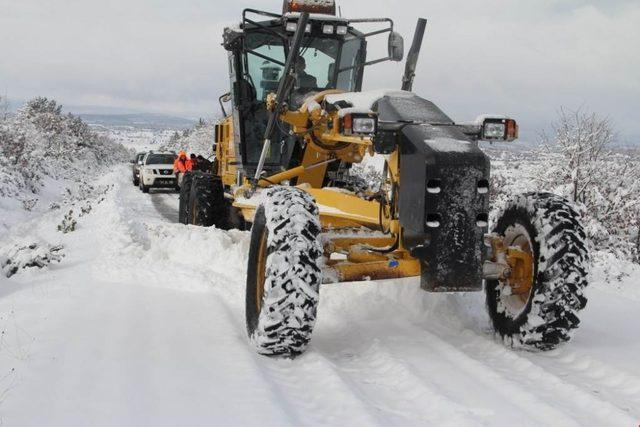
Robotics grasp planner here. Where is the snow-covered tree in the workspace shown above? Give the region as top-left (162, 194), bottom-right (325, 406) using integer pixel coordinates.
top-left (536, 109), bottom-right (640, 261)
top-left (0, 95), bottom-right (9, 120)
top-left (540, 108), bottom-right (615, 204)
top-left (490, 108), bottom-right (640, 266)
top-left (161, 121), bottom-right (215, 157)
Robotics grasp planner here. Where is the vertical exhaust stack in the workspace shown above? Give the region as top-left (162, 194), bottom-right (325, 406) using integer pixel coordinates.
top-left (401, 18), bottom-right (427, 92)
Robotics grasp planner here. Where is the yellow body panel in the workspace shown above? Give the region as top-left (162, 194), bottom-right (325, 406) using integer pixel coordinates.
top-left (215, 117), bottom-right (237, 187)
top-left (233, 186), bottom-right (381, 230)
top-left (305, 188), bottom-right (381, 228)
top-left (215, 92), bottom-right (417, 284)
top-left (296, 147), bottom-right (329, 187)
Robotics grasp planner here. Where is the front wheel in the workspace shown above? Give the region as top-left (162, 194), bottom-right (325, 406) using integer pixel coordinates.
top-left (486, 192), bottom-right (589, 350)
top-left (245, 187), bottom-right (323, 357)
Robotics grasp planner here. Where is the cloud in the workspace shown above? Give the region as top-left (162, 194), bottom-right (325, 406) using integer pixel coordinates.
top-left (0, 0), bottom-right (638, 139)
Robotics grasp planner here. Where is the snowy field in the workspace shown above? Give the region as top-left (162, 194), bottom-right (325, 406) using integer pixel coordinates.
top-left (91, 125), bottom-right (173, 152)
top-left (1, 154), bottom-right (639, 425)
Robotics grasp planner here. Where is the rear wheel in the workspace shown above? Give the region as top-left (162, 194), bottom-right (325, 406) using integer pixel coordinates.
top-left (245, 186), bottom-right (323, 357)
top-left (486, 192), bottom-right (589, 350)
top-left (178, 172), bottom-right (193, 224)
top-left (188, 172), bottom-right (228, 228)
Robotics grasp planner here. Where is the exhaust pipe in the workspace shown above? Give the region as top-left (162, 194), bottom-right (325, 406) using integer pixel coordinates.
top-left (401, 18), bottom-right (427, 92)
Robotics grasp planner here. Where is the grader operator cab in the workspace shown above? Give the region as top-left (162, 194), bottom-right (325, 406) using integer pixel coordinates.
top-left (180, 0), bottom-right (590, 357)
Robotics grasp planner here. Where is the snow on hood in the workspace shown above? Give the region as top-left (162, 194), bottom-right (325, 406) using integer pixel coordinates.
top-left (324, 89), bottom-right (413, 111)
top-left (426, 137), bottom-right (473, 153)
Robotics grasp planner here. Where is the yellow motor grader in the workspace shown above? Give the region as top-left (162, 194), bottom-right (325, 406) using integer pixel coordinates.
top-left (180, 0), bottom-right (590, 356)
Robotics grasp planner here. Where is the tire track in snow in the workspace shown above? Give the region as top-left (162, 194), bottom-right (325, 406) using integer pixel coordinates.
top-left (423, 326), bottom-right (638, 425)
top-left (149, 191), bottom-right (179, 223)
top-left (316, 336), bottom-right (486, 426)
top-left (540, 348), bottom-right (640, 414)
top-left (315, 316), bottom-right (581, 426)
top-left (452, 328), bottom-right (640, 419)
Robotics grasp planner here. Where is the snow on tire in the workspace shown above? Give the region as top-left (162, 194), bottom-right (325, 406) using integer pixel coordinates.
top-left (486, 192), bottom-right (590, 350)
top-left (245, 186), bottom-right (323, 357)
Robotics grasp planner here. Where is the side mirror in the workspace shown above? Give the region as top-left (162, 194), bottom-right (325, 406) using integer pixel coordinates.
top-left (388, 32), bottom-right (404, 62)
top-left (129, 159), bottom-right (135, 164)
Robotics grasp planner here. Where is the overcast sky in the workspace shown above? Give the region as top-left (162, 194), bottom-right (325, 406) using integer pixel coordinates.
top-left (1, 0), bottom-right (638, 140)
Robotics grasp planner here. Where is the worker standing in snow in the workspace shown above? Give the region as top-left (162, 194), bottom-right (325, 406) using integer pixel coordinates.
top-left (173, 151), bottom-right (192, 187)
top-left (173, 151), bottom-right (191, 173)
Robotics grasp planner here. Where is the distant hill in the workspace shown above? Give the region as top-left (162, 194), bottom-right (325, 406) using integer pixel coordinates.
top-left (79, 113), bottom-right (197, 130)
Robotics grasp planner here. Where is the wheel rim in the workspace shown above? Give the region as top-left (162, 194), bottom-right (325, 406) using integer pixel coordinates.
top-left (499, 223), bottom-right (535, 318)
top-left (255, 229), bottom-right (268, 313)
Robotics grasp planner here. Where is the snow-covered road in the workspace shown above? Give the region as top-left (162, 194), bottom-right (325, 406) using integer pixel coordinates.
top-left (0, 166), bottom-right (639, 426)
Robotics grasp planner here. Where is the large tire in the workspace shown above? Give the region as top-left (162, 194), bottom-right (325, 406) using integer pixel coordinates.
top-left (188, 172), bottom-right (229, 228)
top-left (178, 172), bottom-right (193, 224)
top-left (486, 192), bottom-right (589, 350)
top-left (246, 186), bottom-right (323, 356)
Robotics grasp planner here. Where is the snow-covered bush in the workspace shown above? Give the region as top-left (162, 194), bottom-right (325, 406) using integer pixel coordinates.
top-left (490, 108), bottom-right (640, 265)
top-left (160, 119), bottom-right (215, 156)
top-left (0, 97), bottom-right (130, 202)
top-left (0, 242), bottom-right (64, 278)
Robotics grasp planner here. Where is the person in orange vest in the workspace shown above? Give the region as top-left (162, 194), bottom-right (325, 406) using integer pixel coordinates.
top-left (173, 151), bottom-right (193, 189)
top-left (173, 151), bottom-right (192, 173)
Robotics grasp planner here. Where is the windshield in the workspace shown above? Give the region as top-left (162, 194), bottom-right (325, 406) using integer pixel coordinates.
top-left (146, 154), bottom-right (175, 165)
top-left (236, 29), bottom-right (364, 174)
top-left (245, 32), bottom-right (361, 101)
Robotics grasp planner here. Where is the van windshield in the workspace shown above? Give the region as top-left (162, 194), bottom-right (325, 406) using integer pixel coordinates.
top-left (146, 154), bottom-right (175, 165)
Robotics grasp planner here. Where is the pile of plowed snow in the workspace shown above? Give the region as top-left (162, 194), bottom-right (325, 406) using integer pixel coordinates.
top-left (0, 98), bottom-right (131, 236)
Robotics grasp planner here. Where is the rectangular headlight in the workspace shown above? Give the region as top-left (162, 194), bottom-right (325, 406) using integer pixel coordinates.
top-left (322, 24), bottom-right (334, 34)
top-left (483, 122), bottom-right (506, 139)
top-left (353, 117), bottom-right (376, 134)
top-left (336, 25), bottom-right (348, 35)
top-left (285, 21), bottom-right (298, 32)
